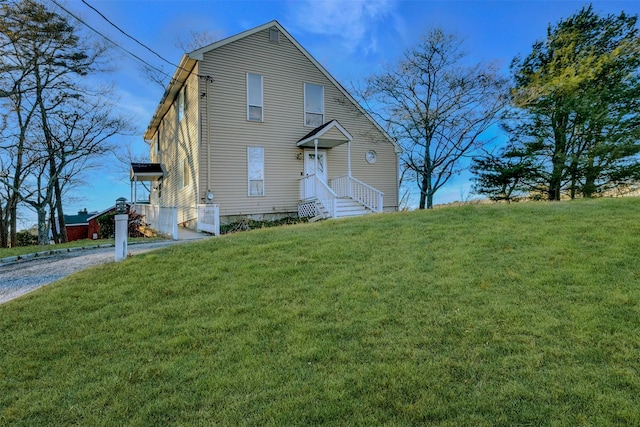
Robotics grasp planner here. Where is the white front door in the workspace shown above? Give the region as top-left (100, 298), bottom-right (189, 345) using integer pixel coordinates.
top-left (304, 149), bottom-right (327, 184)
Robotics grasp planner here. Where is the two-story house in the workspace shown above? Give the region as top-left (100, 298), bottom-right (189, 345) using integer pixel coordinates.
top-left (132, 20), bottom-right (401, 234)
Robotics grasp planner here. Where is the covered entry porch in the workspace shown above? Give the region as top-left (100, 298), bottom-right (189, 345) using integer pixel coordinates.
top-left (130, 163), bottom-right (220, 238)
top-left (296, 120), bottom-right (384, 219)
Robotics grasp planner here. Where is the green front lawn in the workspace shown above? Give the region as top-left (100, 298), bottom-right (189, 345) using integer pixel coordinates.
top-left (1, 198), bottom-right (639, 425)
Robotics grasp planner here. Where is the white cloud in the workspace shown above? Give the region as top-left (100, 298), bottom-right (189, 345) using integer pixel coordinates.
top-left (288, 0), bottom-right (396, 54)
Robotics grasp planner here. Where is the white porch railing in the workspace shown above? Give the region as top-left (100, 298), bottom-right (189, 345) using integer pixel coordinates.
top-left (197, 204), bottom-right (220, 235)
top-left (299, 174), bottom-right (337, 218)
top-left (134, 204), bottom-right (179, 240)
top-left (331, 175), bottom-right (384, 213)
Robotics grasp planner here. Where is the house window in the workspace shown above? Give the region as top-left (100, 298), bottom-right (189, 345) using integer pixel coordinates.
top-left (247, 73), bottom-right (263, 122)
top-left (269, 28), bottom-right (280, 43)
top-left (178, 89), bottom-right (185, 122)
top-left (181, 158), bottom-right (190, 188)
top-left (247, 146), bottom-right (264, 196)
top-left (304, 83), bottom-right (324, 127)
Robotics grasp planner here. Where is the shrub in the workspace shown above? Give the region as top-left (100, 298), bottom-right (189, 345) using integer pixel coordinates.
top-left (97, 211), bottom-right (145, 239)
top-left (97, 213), bottom-right (115, 238)
top-left (16, 230), bottom-right (38, 247)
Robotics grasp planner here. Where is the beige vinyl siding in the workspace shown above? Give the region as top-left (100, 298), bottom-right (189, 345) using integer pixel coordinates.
top-left (152, 69), bottom-right (200, 222)
top-left (198, 27), bottom-right (398, 217)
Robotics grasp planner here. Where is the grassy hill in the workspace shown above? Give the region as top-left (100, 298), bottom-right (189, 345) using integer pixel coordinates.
top-left (1, 198), bottom-right (639, 426)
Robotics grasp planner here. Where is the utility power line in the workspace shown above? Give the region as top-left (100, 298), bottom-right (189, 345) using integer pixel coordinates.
top-left (48, 0), bottom-right (173, 81)
top-left (79, 0), bottom-right (211, 81)
top-left (81, 0), bottom-right (180, 70)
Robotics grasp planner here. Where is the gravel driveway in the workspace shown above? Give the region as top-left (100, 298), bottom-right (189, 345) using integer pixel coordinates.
top-left (0, 240), bottom-right (191, 305)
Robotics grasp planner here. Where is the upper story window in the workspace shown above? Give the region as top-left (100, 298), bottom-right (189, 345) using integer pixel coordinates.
top-left (247, 73), bottom-right (263, 122)
top-left (181, 158), bottom-right (190, 188)
top-left (177, 89), bottom-right (185, 122)
top-left (304, 83), bottom-right (324, 127)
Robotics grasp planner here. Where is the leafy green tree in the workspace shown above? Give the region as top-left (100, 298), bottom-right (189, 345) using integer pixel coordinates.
top-left (360, 28), bottom-right (508, 209)
top-left (510, 5), bottom-right (640, 200)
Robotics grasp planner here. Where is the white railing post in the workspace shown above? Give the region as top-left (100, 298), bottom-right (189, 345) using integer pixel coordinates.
top-left (171, 207), bottom-right (178, 240)
top-left (213, 204), bottom-right (220, 236)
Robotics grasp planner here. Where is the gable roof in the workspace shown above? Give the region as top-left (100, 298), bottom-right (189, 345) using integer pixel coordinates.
top-left (144, 20), bottom-right (401, 153)
top-left (86, 202), bottom-right (133, 222)
top-left (297, 119), bottom-right (352, 149)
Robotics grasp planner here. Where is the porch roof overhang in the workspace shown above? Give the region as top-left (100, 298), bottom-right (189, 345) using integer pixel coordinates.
top-left (296, 119), bottom-right (353, 149)
top-left (130, 163), bottom-right (164, 181)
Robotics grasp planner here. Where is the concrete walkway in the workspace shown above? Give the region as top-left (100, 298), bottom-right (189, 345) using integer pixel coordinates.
top-left (177, 227), bottom-right (211, 240)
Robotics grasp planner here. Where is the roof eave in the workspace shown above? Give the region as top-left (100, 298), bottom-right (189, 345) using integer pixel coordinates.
top-left (143, 55), bottom-right (198, 142)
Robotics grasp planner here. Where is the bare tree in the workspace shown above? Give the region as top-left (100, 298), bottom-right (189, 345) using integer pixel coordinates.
top-left (360, 28), bottom-right (508, 208)
top-left (0, 0), bottom-right (132, 245)
top-left (175, 29), bottom-right (221, 53)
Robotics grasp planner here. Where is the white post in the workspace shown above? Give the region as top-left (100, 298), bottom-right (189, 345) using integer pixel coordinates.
top-left (314, 138), bottom-right (318, 178)
top-left (114, 214), bottom-right (128, 261)
top-left (347, 139), bottom-right (352, 178)
top-left (347, 139), bottom-right (352, 197)
top-left (214, 204), bottom-right (220, 236)
top-left (172, 207), bottom-right (178, 240)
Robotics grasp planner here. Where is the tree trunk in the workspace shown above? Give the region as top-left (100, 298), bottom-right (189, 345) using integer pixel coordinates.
top-left (54, 180), bottom-right (68, 243)
top-left (569, 162), bottom-right (578, 199)
top-left (0, 205), bottom-right (7, 248)
top-left (419, 170), bottom-right (434, 209)
top-left (549, 112), bottom-right (568, 201)
top-left (582, 155), bottom-right (597, 198)
top-left (9, 196), bottom-right (18, 248)
top-left (37, 207), bottom-right (48, 246)
top-left (49, 201), bottom-right (59, 244)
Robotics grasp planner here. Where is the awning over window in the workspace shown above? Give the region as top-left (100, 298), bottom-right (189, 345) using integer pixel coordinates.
top-left (130, 163), bottom-right (164, 181)
top-left (296, 119), bottom-right (353, 148)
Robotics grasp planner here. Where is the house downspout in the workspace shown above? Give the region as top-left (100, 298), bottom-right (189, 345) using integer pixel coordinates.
top-left (206, 77), bottom-right (211, 200)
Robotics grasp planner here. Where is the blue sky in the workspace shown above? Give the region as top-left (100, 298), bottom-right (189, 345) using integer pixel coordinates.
top-left (39, 0), bottom-right (640, 223)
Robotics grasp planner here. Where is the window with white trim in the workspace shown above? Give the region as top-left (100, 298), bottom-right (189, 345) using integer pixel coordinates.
top-left (181, 158), bottom-right (190, 188)
top-left (178, 89), bottom-right (185, 122)
top-left (304, 83), bottom-right (324, 127)
top-left (247, 146), bottom-right (264, 196)
top-left (247, 73), bottom-right (263, 121)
